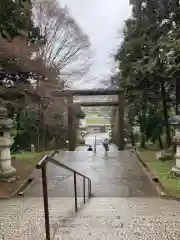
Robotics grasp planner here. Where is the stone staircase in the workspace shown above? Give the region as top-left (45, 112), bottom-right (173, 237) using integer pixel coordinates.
top-left (0, 142), bottom-right (179, 239)
top-left (1, 197), bottom-right (180, 239)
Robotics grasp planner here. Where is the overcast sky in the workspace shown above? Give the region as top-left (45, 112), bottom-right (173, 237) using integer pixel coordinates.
top-left (59, 0), bottom-right (132, 89)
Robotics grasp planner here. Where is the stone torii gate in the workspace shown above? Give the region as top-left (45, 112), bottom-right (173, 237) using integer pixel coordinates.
top-left (56, 88), bottom-right (124, 151)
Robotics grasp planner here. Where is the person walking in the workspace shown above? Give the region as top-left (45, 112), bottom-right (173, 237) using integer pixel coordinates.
top-left (102, 138), bottom-right (109, 153)
top-left (87, 145), bottom-right (93, 151)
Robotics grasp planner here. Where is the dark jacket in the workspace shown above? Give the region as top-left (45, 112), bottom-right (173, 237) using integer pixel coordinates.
top-left (87, 147), bottom-right (93, 151)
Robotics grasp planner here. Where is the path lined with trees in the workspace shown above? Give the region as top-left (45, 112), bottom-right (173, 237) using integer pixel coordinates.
top-left (25, 138), bottom-right (157, 198)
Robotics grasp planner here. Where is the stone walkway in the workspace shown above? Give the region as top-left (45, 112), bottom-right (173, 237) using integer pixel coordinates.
top-left (0, 133), bottom-right (179, 239)
top-left (1, 197), bottom-right (180, 239)
top-left (25, 144), bottom-right (157, 197)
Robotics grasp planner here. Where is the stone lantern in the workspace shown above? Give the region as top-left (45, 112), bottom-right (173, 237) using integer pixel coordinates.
top-left (0, 107), bottom-right (16, 179)
top-left (169, 115), bottom-right (180, 177)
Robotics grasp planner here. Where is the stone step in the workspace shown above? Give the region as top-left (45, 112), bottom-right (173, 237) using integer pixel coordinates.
top-left (52, 197), bottom-right (180, 239)
top-left (0, 197), bottom-right (180, 239)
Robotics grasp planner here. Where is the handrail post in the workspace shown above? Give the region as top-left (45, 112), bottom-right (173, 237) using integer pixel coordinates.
top-left (83, 177), bottom-right (86, 203)
top-left (41, 163), bottom-right (50, 240)
top-left (88, 179), bottom-right (90, 198)
top-left (89, 180), bottom-right (92, 197)
top-left (74, 172), bottom-right (78, 212)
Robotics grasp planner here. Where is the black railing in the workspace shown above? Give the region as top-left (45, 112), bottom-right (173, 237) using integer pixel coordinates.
top-left (36, 155), bottom-right (92, 240)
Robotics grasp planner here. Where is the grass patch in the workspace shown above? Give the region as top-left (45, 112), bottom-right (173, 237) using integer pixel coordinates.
top-left (86, 117), bottom-right (110, 125)
top-left (0, 150), bottom-right (51, 198)
top-left (13, 150), bottom-right (51, 165)
top-left (139, 149), bottom-right (180, 197)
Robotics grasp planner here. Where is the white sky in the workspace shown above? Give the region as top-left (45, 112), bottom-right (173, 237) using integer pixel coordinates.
top-left (59, 0), bottom-right (132, 89)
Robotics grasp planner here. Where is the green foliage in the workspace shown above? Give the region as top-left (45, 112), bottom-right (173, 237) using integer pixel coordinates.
top-left (145, 111), bottom-right (164, 142)
top-left (12, 108), bottom-right (38, 152)
top-left (0, 0), bottom-right (88, 154)
top-left (114, 0), bottom-right (180, 148)
top-left (0, 0), bottom-right (43, 110)
top-left (0, 0), bottom-right (41, 41)
top-left (159, 154), bottom-right (173, 161)
top-left (0, 1), bottom-right (47, 153)
top-left (11, 107), bottom-right (69, 152)
top-left (13, 151), bottom-right (51, 164)
top-left (139, 149), bottom-right (180, 197)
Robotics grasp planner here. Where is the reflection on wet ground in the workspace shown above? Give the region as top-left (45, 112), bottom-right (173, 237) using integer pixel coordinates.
top-left (25, 133), bottom-right (157, 197)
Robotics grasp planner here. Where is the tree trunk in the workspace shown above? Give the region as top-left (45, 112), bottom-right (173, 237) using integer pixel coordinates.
top-left (40, 109), bottom-right (46, 151)
top-left (131, 132), bottom-right (135, 146)
top-left (13, 108), bottom-right (22, 151)
top-left (37, 101), bottom-right (46, 152)
top-left (139, 112), bottom-right (146, 149)
top-left (158, 136), bottom-right (163, 149)
top-left (36, 100), bottom-right (41, 151)
top-left (140, 133), bottom-right (146, 148)
top-left (44, 127), bottom-right (48, 149)
top-left (40, 110), bottom-right (46, 151)
top-left (176, 77), bottom-right (180, 114)
top-left (160, 77), bottom-right (171, 148)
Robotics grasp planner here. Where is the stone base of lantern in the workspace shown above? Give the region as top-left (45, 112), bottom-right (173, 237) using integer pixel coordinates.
top-left (171, 135), bottom-right (180, 178)
top-left (0, 157), bottom-right (16, 179)
top-left (0, 146), bottom-right (16, 179)
top-left (171, 166), bottom-right (180, 178)
top-left (0, 165), bottom-right (16, 179)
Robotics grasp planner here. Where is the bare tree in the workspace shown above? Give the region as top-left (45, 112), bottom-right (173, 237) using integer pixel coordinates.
top-left (0, 0), bottom-right (90, 151)
top-left (32, 0), bottom-right (92, 84)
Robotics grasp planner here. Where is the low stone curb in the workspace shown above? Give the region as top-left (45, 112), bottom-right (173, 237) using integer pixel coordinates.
top-left (132, 148), bottom-right (180, 201)
top-left (0, 175), bottom-right (34, 200)
top-left (0, 150), bottom-right (58, 200)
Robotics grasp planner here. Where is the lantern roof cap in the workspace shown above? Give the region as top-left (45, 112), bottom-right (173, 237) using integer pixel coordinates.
top-left (169, 115), bottom-right (180, 125)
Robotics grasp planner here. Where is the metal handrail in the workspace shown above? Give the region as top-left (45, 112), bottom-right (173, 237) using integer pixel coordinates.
top-left (36, 154), bottom-right (92, 240)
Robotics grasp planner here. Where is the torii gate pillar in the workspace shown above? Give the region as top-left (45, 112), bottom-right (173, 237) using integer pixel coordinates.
top-left (118, 93), bottom-right (124, 150)
top-left (67, 96), bottom-right (76, 151)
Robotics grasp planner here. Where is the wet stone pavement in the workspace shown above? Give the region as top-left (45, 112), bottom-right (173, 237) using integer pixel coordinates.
top-left (1, 197), bottom-right (180, 239)
top-left (0, 133), bottom-right (178, 239)
top-left (25, 144), bottom-right (157, 197)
